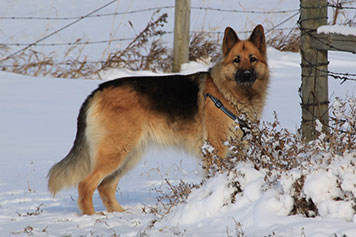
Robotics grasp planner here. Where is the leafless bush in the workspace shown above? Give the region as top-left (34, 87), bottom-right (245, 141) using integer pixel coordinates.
top-left (1, 11), bottom-right (223, 77)
top-left (154, 97), bottom-right (356, 218)
top-left (0, 40), bottom-right (101, 78)
top-left (267, 28), bottom-right (300, 52)
top-left (101, 11), bottom-right (169, 73)
top-left (189, 31), bottom-right (220, 63)
top-left (0, 11), bottom-right (170, 77)
top-left (208, 97), bottom-right (356, 217)
top-left (151, 179), bottom-right (200, 216)
top-left (4, 9), bottom-right (356, 78)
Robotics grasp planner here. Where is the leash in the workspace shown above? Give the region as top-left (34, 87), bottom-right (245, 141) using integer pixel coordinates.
top-left (205, 93), bottom-right (250, 137)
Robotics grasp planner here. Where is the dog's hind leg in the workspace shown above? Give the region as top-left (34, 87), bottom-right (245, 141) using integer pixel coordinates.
top-left (97, 172), bottom-right (124, 212)
top-left (97, 147), bottom-right (144, 213)
top-left (77, 132), bottom-right (142, 215)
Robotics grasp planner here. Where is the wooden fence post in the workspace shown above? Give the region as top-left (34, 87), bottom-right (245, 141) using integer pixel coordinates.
top-left (172, 0), bottom-right (190, 72)
top-left (300, 0), bottom-right (329, 141)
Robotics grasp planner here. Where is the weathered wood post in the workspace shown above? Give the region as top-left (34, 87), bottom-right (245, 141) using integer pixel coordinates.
top-left (300, 0), bottom-right (329, 141)
top-left (172, 0), bottom-right (190, 72)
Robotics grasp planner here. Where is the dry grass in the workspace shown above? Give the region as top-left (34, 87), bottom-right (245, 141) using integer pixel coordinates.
top-left (101, 12), bottom-right (170, 73)
top-left (0, 14), bottom-right (305, 78)
top-left (4, 4), bottom-right (356, 78)
top-left (0, 40), bottom-right (101, 78)
top-left (154, 179), bottom-right (200, 215)
top-left (0, 11), bottom-right (169, 78)
top-left (151, 97), bottom-right (356, 219)
top-left (203, 97), bottom-right (356, 177)
top-left (0, 11), bottom-right (222, 78)
top-left (267, 28), bottom-right (300, 52)
top-left (189, 31), bottom-right (220, 63)
top-left (208, 97), bottom-right (356, 217)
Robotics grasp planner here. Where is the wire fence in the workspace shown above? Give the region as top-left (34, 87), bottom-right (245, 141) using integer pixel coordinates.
top-left (328, 2), bottom-right (356, 10)
top-left (0, 26), bottom-right (300, 48)
top-left (0, 6), bottom-right (298, 21)
top-left (0, 1), bottom-right (302, 72)
top-left (1, 0), bottom-right (356, 80)
top-left (0, 0), bottom-right (119, 62)
top-left (298, 1), bottom-right (356, 84)
top-left (298, 0), bottom-right (356, 140)
top-left (0, 8), bottom-right (299, 47)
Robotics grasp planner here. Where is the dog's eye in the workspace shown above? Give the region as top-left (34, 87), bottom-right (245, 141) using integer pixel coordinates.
top-left (233, 57), bottom-right (240, 64)
top-left (250, 56), bottom-right (257, 63)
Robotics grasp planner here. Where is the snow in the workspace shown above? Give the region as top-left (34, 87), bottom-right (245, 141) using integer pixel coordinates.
top-left (1, 48), bottom-right (356, 236)
top-left (1, 0), bottom-right (356, 236)
top-left (318, 25), bottom-right (356, 36)
top-left (164, 174), bottom-right (234, 226)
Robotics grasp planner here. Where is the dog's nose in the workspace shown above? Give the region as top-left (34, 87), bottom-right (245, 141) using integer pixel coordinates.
top-left (242, 70), bottom-right (253, 80)
top-left (236, 70), bottom-right (257, 84)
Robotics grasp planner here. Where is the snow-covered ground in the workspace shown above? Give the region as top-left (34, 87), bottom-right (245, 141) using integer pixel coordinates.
top-left (1, 48), bottom-right (356, 236)
top-left (1, 0), bottom-right (356, 236)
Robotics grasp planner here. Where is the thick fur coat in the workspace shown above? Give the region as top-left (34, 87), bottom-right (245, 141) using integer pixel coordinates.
top-left (48, 25), bottom-right (270, 215)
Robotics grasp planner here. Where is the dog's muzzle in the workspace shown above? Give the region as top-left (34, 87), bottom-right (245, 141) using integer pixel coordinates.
top-left (235, 70), bottom-right (257, 85)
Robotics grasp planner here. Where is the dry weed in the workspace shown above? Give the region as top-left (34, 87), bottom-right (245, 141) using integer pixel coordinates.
top-left (155, 97), bottom-right (356, 218)
top-left (267, 28), bottom-right (300, 52)
top-left (0, 11), bottom-right (170, 78)
top-left (189, 31), bottom-right (220, 63)
top-left (101, 11), bottom-right (169, 73)
top-left (153, 179), bottom-right (200, 215)
top-left (1, 16), bottom-right (307, 78)
top-left (0, 40), bottom-right (100, 78)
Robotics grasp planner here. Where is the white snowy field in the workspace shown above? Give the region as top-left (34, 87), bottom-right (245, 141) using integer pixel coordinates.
top-left (1, 0), bottom-right (356, 236)
top-left (0, 48), bottom-right (356, 236)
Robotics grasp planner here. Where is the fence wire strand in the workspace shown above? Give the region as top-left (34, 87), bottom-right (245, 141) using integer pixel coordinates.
top-left (0, 6), bottom-right (298, 21)
top-left (0, 0), bottom-right (119, 62)
top-left (328, 2), bottom-right (356, 10)
top-left (5, 1), bottom-right (356, 84)
top-left (298, 2), bottom-right (356, 84)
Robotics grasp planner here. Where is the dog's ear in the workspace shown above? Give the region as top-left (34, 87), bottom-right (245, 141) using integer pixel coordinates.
top-left (249, 25), bottom-right (266, 55)
top-left (222, 27), bottom-right (240, 56)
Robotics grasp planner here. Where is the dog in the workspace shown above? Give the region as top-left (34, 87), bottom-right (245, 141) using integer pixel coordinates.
top-left (48, 25), bottom-right (269, 215)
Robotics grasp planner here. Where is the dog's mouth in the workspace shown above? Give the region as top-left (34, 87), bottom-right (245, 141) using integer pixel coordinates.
top-left (235, 70), bottom-right (257, 85)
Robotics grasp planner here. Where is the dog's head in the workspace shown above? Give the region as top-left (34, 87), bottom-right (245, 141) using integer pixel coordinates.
top-left (221, 25), bottom-right (268, 86)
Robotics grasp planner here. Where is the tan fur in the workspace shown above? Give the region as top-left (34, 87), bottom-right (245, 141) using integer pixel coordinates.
top-left (47, 25), bottom-right (270, 215)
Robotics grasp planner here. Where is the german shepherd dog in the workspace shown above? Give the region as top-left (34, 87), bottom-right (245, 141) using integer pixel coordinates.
top-left (48, 25), bottom-right (269, 215)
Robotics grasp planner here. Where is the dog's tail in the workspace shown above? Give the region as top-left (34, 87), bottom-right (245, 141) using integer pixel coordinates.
top-left (47, 96), bottom-right (93, 196)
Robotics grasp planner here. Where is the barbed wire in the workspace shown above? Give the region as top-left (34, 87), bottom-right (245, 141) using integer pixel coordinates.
top-left (0, 6), bottom-right (174, 20)
top-left (0, 7), bottom-right (298, 21)
top-left (0, 25), bottom-right (298, 69)
top-left (327, 71), bottom-right (356, 83)
top-left (328, 2), bottom-right (356, 10)
top-left (0, 60), bottom-right (106, 67)
top-left (0, 0), bottom-right (119, 62)
top-left (190, 7), bottom-right (298, 14)
top-left (1, 37), bottom-right (138, 47)
top-left (301, 51), bottom-right (356, 83)
top-left (5, 2), bottom-right (353, 85)
top-left (298, 6), bottom-right (356, 84)
top-left (0, 27), bottom-right (297, 47)
top-left (265, 12), bottom-right (299, 34)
